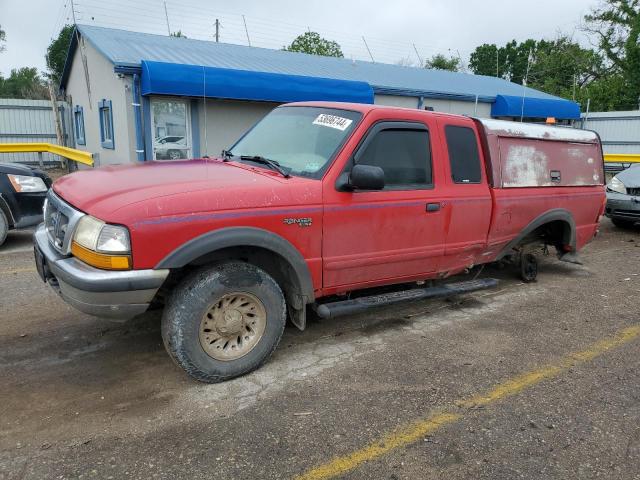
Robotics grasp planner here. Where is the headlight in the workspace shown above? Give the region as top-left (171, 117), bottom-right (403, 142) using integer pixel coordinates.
top-left (607, 176), bottom-right (627, 195)
top-left (8, 174), bottom-right (48, 193)
top-left (72, 215), bottom-right (131, 270)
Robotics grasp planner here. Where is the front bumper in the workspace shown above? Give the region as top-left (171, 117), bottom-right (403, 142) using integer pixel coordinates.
top-left (605, 191), bottom-right (640, 224)
top-left (34, 224), bottom-right (169, 320)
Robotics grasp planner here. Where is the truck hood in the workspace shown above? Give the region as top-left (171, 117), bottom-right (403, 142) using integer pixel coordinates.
top-left (53, 159), bottom-right (296, 221)
top-left (615, 164), bottom-right (640, 189)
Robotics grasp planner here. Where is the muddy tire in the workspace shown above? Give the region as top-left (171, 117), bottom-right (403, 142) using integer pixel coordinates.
top-left (0, 210), bottom-right (8, 247)
top-left (161, 262), bottom-right (286, 383)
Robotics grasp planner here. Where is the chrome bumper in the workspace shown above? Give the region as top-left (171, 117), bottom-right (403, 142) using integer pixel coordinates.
top-left (34, 224), bottom-right (169, 320)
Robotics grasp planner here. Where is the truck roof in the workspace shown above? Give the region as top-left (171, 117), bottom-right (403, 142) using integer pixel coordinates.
top-left (286, 101), bottom-right (598, 144)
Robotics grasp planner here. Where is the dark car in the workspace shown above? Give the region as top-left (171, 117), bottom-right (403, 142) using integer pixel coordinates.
top-left (606, 165), bottom-right (640, 228)
top-left (0, 163), bottom-right (52, 246)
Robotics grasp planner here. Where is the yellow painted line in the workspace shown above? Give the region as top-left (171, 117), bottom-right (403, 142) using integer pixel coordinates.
top-left (295, 324), bottom-right (640, 480)
top-left (0, 267), bottom-right (36, 275)
top-left (0, 142), bottom-right (94, 166)
top-left (604, 153), bottom-right (640, 164)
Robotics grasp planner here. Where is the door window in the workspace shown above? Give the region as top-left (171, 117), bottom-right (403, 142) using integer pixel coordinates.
top-left (356, 128), bottom-right (432, 188)
top-left (151, 99), bottom-right (191, 160)
top-left (445, 125), bottom-right (482, 183)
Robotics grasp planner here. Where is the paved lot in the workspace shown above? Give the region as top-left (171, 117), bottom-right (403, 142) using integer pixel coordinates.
top-left (1, 219), bottom-right (639, 479)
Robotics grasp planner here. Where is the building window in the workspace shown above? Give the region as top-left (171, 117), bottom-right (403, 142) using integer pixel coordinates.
top-left (445, 125), bottom-right (482, 183)
top-left (150, 98), bottom-right (191, 160)
top-left (73, 105), bottom-right (85, 146)
top-left (98, 99), bottom-right (114, 149)
top-left (357, 128), bottom-right (432, 189)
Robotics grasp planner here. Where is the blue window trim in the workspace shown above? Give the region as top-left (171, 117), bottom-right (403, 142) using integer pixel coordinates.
top-left (98, 99), bottom-right (115, 149)
top-left (73, 105), bottom-right (86, 146)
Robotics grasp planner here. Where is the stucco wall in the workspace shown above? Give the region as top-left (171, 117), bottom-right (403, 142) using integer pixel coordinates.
top-left (374, 94), bottom-right (492, 118)
top-left (196, 99), bottom-right (280, 157)
top-left (65, 39), bottom-right (135, 166)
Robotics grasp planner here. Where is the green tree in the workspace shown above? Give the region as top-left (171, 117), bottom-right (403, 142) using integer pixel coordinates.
top-left (425, 54), bottom-right (460, 71)
top-left (170, 30), bottom-right (187, 38)
top-left (584, 0), bottom-right (640, 109)
top-left (0, 25), bottom-right (6, 53)
top-left (284, 32), bottom-right (343, 58)
top-left (0, 67), bottom-right (49, 99)
top-left (46, 25), bottom-right (74, 85)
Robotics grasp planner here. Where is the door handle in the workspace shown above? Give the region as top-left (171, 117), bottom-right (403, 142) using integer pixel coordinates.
top-left (426, 202), bottom-right (440, 212)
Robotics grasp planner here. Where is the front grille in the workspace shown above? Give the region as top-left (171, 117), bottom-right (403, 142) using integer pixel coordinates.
top-left (44, 200), bottom-right (69, 250)
top-left (43, 191), bottom-right (85, 254)
top-left (627, 188), bottom-right (640, 196)
top-left (613, 209), bottom-right (640, 218)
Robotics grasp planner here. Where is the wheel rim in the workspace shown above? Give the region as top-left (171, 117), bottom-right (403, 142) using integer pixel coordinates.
top-left (199, 292), bottom-right (267, 361)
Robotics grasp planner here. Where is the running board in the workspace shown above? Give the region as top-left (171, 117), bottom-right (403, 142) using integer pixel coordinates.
top-left (315, 278), bottom-right (498, 319)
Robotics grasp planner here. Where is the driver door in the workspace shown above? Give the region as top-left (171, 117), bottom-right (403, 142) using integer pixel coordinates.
top-left (322, 118), bottom-right (447, 291)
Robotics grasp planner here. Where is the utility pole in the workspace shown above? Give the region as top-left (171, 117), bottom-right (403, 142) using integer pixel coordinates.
top-left (163, 1), bottom-right (171, 36)
top-left (362, 36), bottom-right (375, 63)
top-left (496, 49), bottom-right (499, 77)
top-left (214, 18), bottom-right (220, 42)
top-left (242, 15), bottom-right (251, 46)
top-left (70, 0), bottom-right (78, 25)
top-left (520, 48), bottom-right (534, 122)
top-left (412, 43), bottom-right (423, 67)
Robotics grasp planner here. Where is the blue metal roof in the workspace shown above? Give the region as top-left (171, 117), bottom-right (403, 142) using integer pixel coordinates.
top-left (65, 25), bottom-right (568, 105)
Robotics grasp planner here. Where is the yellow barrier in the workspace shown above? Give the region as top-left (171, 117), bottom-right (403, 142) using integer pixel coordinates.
top-left (0, 142), bottom-right (94, 166)
top-left (604, 153), bottom-right (640, 164)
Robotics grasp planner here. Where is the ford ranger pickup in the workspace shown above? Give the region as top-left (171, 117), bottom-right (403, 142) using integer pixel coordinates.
top-left (33, 102), bottom-right (606, 382)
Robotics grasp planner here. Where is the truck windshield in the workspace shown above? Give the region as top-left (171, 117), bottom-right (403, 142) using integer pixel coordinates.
top-left (228, 106), bottom-right (362, 178)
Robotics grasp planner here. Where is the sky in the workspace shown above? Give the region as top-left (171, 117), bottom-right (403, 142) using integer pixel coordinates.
top-left (0, 0), bottom-right (601, 75)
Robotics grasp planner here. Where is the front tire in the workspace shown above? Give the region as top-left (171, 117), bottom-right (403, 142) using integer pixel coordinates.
top-left (162, 262), bottom-right (286, 383)
top-left (611, 218), bottom-right (636, 229)
top-left (0, 210), bottom-right (8, 247)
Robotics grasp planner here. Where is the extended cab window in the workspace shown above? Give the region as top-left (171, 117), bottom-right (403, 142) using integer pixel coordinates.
top-left (357, 128), bottom-right (432, 188)
top-left (445, 125), bottom-right (482, 183)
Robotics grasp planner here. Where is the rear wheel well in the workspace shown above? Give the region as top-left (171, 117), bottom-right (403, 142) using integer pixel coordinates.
top-left (160, 246), bottom-right (309, 329)
top-left (519, 219), bottom-right (573, 252)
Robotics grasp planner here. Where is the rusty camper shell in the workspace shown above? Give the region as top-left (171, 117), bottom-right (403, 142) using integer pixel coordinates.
top-left (474, 119), bottom-right (605, 189)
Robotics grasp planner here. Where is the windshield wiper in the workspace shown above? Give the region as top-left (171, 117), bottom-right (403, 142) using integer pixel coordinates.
top-left (221, 149), bottom-right (233, 161)
top-left (239, 155), bottom-right (291, 178)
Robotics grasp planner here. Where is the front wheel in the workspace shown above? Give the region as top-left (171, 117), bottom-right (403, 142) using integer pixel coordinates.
top-left (0, 210), bottom-right (8, 247)
top-left (162, 262), bottom-right (286, 383)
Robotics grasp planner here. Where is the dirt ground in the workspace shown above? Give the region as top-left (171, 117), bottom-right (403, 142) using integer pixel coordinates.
top-left (1, 219), bottom-right (639, 479)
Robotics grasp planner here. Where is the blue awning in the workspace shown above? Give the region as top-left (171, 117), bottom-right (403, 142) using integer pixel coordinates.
top-left (491, 94), bottom-right (580, 120)
top-left (140, 60), bottom-right (374, 104)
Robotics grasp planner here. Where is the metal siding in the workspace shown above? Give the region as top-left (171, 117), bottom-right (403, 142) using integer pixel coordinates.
top-left (581, 111), bottom-right (640, 155)
top-left (0, 99), bottom-right (67, 164)
top-left (76, 25), bottom-right (563, 104)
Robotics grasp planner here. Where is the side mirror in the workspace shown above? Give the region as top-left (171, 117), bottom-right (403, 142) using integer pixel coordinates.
top-left (349, 164), bottom-right (385, 190)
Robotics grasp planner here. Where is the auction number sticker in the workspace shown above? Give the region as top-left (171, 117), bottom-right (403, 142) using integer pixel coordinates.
top-left (313, 114), bottom-right (353, 131)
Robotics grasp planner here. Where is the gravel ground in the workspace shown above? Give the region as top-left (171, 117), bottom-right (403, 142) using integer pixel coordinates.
top-left (0, 218), bottom-right (639, 479)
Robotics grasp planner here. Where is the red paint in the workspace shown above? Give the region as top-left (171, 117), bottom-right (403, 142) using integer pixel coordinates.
top-left (53, 102), bottom-right (605, 298)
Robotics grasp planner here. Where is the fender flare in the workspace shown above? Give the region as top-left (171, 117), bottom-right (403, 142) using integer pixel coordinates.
top-left (156, 226), bottom-right (315, 302)
top-left (496, 208), bottom-right (576, 260)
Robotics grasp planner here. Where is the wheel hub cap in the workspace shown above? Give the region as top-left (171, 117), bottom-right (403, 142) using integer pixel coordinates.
top-left (199, 292), bottom-right (267, 361)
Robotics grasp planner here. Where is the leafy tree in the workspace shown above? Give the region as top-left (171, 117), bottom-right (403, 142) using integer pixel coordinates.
top-left (170, 30), bottom-right (187, 38)
top-left (46, 25), bottom-right (74, 85)
top-left (584, 0), bottom-right (640, 109)
top-left (425, 53), bottom-right (460, 72)
top-left (0, 67), bottom-right (49, 99)
top-left (284, 32), bottom-right (343, 58)
top-left (0, 25), bottom-right (6, 53)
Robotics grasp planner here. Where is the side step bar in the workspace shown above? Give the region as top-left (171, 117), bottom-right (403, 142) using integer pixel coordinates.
top-left (315, 278), bottom-right (498, 319)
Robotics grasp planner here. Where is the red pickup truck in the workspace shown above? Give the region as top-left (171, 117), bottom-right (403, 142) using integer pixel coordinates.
top-left (34, 102), bottom-right (605, 382)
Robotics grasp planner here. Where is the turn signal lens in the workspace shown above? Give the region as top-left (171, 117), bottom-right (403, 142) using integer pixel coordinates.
top-left (71, 241), bottom-right (131, 270)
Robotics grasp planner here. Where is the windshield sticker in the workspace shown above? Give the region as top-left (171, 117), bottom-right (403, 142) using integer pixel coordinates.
top-left (313, 114), bottom-right (353, 131)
